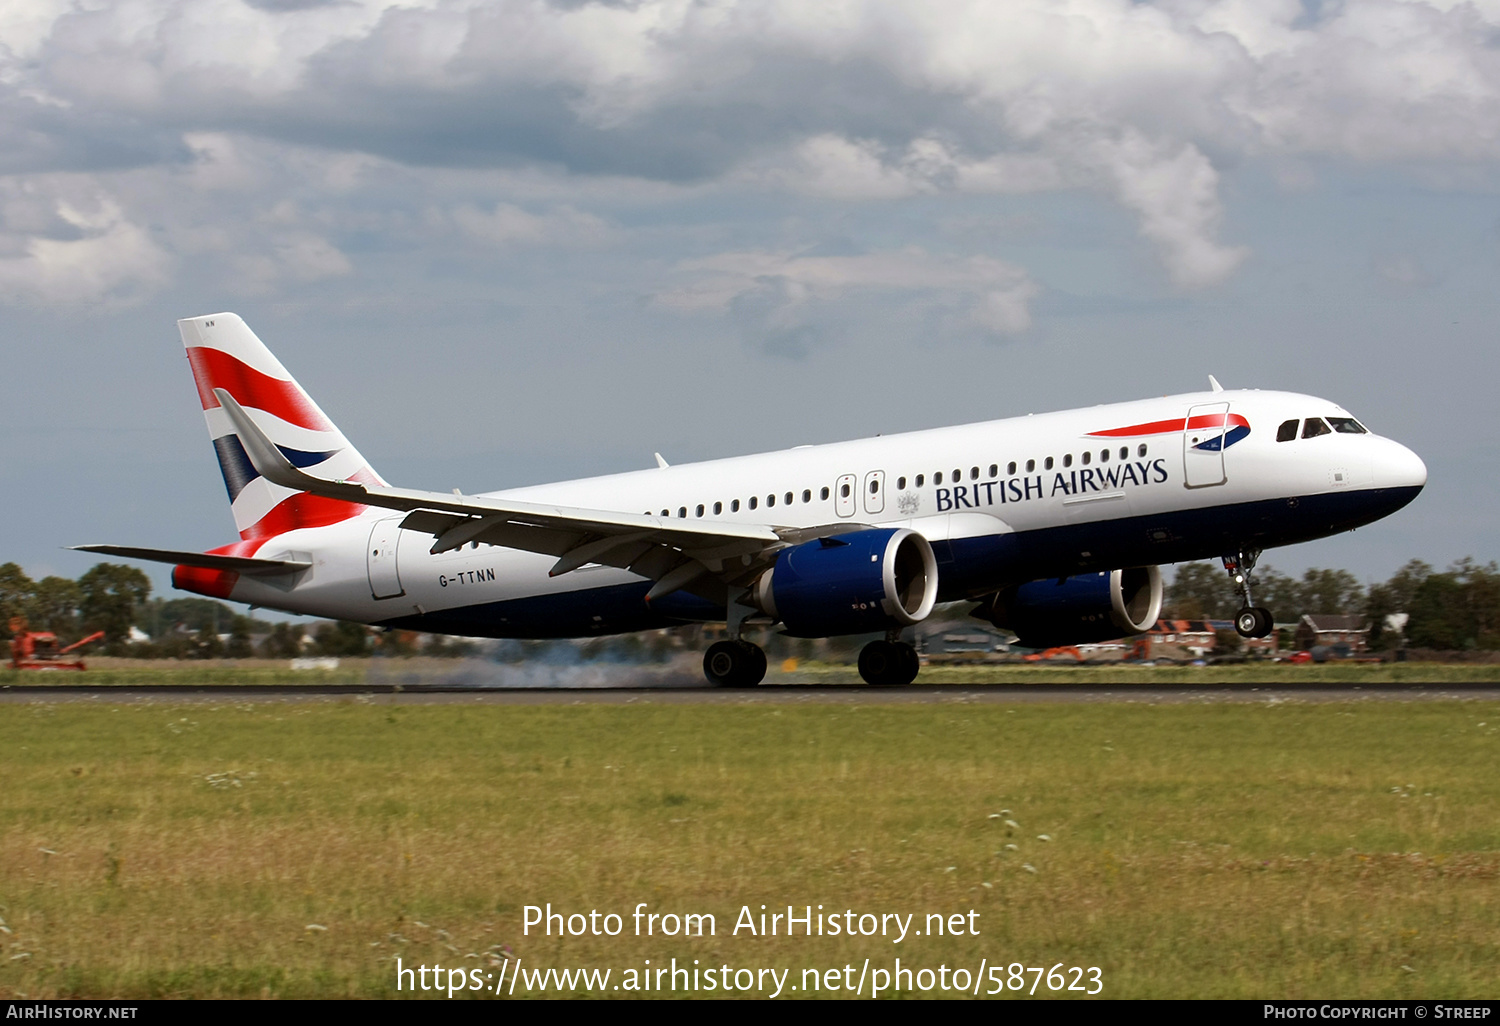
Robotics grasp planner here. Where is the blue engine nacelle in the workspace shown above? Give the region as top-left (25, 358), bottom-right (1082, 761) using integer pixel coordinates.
top-left (977, 567), bottom-right (1163, 648)
top-left (753, 528), bottom-right (939, 638)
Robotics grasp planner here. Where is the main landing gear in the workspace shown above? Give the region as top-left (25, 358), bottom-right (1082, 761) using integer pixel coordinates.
top-left (858, 634), bottom-right (921, 686)
top-left (1223, 549), bottom-right (1274, 639)
top-left (703, 639), bottom-right (767, 688)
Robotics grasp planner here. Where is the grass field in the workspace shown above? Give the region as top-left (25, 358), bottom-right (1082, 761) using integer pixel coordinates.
top-left (1, 697), bottom-right (1497, 999)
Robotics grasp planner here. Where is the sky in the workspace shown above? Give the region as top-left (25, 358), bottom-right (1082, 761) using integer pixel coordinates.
top-left (1, 0), bottom-right (1497, 603)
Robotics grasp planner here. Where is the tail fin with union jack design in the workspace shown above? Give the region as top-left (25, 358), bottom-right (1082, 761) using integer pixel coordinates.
top-left (178, 313), bottom-right (385, 544)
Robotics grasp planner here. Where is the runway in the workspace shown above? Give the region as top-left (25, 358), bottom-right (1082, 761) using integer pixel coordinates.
top-left (4, 682), bottom-right (1499, 704)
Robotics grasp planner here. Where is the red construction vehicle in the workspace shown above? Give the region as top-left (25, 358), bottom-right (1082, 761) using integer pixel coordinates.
top-left (8, 617), bottom-right (105, 671)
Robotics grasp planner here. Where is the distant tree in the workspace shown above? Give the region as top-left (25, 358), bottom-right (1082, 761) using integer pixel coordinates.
top-left (29, 576), bottom-right (81, 638)
top-left (1298, 568), bottom-right (1365, 616)
top-left (78, 563), bottom-right (151, 655)
top-left (138, 598), bottom-right (236, 635)
top-left (375, 629), bottom-right (418, 656)
top-left (226, 616), bottom-right (255, 658)
top-left (0, 563), bottom-right (35, 629)
top-left (1407, 559), bottom-right (1500, 651)
top-left (1166, 562), bottom-right (1234, 619)
top-left (315, 620), bottom-right (370, 656)
top-left (260, 622), bottom-right (304, 659)
top-left (191, 623), bottom-right (225, 659)
top-left (1253, 567), bottom-right (1302, 622)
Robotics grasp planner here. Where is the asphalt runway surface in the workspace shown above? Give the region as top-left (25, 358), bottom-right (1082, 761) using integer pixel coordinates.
top-left (4, 682), bottom-right (1500, 704)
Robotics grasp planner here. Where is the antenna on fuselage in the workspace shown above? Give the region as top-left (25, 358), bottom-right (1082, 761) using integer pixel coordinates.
top-left (1208, 375), bottom-right (1224, 393)
top-left (654, 452), bottom-right (670, 469)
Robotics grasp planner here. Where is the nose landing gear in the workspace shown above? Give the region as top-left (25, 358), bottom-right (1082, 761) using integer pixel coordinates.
top-left (1223, 550), bottom-right (1274, 639)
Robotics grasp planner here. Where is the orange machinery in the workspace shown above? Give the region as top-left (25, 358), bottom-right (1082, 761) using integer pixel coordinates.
top-left (8, 617), bottom-right (105, 671)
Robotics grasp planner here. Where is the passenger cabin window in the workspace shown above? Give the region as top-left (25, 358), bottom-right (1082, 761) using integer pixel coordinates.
top-left (868, 480), bottom-right (878, 494)
top-left (840, 483), bottom-right (851, 498)
top-left (1026, 460), bottom-right (1035, 473)
top-left (749, 496), bottom-right (758, 510)
top-left (785, 491), bottom-right (794, 505)
top-left (988, 464), bottom-right (997, 477)
top-left (935, 471), bottom-right (944, 485)
top-left (731, 499), bottom-right (740, 512)
top-left (1044, 457), bottom-right (1054, 470)
top-left (970, 467), bottom-right (979, 480)
top-left (1328, 417), bottom-right (1367, 434)
top-left (678, 507), bottom-right (687, 518)
top-left (1081, 452), bottom-right (1091, 466)
top-left (1118, 447), bottom-right (1127, 461)
top-left (802, 489), bottom-right (811, 503)
top-left (897, 477), bottom-right (906, 489)
top-left (696, 504), bottom-right (704, 517)
top-left (953, 468), bottom-right (962, 482)
top-left (1302, 418), bottom-right (1331, 439)
top-left (1137, 444), bottom-right (1148, 458)
top-left (915, 474), bottom-right (925, 487)
top-left (660, 509), bottom-right (669, 517)
top-left (713, 501), bottom-right (722, 515)
top-left (767, 494), bottom-right (776, 507)
top-left (1063, 454), bottom-right (1073, 468)
top-left (1007, 462), bottom-right (1017, 475)
top-left (820, 486), bottom-right (830, 500)
top-left (1277, 419), bottom-right (1299, 442)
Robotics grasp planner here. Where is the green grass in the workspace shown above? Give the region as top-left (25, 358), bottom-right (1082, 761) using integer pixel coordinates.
top-left (0, 699), bottom-right (1497, 998)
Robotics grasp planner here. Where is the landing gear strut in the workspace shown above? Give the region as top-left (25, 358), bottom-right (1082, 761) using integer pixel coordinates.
top-left (858, 634), bottom-right (921, 686)
top-left (703, 639), bottom-right (767, 687)
top-left (1223, 549), bottom-right (1274, 639)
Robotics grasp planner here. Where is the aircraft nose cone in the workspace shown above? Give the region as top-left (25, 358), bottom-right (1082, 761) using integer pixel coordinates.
top-left (1379, 439), bottom-right (1427, 492)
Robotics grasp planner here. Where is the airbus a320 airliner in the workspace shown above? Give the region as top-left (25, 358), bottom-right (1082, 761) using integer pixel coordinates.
top-left (79, 314), bottom-right (1427, 686)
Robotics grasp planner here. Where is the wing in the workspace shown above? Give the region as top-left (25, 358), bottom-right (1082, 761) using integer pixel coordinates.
top-left (213, 388), bottom-right (850, 606)
top-left (71, 544), bottom-right (311, 575)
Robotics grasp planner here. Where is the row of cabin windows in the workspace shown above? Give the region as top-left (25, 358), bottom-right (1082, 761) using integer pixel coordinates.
top-left (893, 444), bottom-right (1150, 490)
top-left (646, 443), bottom-right (1153, 519)
top-left (1276, 417), bottom-right (1368, 442)
top-left (654, 487), bottom-right (833, 518)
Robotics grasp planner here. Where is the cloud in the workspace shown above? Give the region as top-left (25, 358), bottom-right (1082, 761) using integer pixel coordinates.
top-left (659, 246), bottom-right (1040, 349)
top-left (3, 0), bottom-right (1500, 305)
top-left (0, 188), bottom-right (171, 304)
top-left (449, 202), bottom-right (613, 247)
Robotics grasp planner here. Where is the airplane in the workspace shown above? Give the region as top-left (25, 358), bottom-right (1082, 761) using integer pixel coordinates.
top-left (77, 313), bottom-right (1427, 686)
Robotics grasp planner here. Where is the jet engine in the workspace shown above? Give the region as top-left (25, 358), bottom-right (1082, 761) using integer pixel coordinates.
top-left (975, 566), bottom-right (1163, 648)
top-left (753, 528), bottom-right (939, 638)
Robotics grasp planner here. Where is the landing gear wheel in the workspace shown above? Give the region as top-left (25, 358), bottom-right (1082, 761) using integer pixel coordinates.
top-left (858, 640), bottom-right (921, 686)
top-left (703, 640), bottom-right (767, 687)
top-left (1235, 606), bottom-right (1273, 639)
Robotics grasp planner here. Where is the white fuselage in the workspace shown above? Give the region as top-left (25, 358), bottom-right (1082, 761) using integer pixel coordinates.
top-left (220, 387), bottom-right (1425, 638)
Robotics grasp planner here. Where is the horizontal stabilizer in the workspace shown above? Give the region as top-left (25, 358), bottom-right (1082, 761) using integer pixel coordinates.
top-left (71, 545), bottom-right (311, 575)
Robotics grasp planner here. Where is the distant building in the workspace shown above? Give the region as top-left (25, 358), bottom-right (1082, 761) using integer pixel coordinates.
top-left (1293, 615), bottom-right (1370, 656)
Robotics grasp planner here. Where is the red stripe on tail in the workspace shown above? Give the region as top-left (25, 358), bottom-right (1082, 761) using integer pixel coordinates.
top-left (186, 346), bottom-right (333, 432)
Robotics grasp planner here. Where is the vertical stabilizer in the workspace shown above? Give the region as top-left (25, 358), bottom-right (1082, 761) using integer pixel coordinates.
top-left (178, 313), bottom-right (384, 542)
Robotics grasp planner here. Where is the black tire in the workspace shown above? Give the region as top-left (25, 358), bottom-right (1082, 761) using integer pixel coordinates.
top-left (859, 640), bottom-right (917, 685)
top-left (892, 642), bottom-right (921, 685)
top-left (703, 640), bottom-right (766, 687)
top-left (1251, 607), bottom-right (1274, 639)
top-left (1235, 607), bottom-right (1259, 639)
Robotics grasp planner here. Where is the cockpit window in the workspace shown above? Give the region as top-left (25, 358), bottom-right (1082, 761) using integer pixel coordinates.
top-left (1327, 417), bottom-right (1367, 434)
top-left (1302, 418), bottom-right (1331, 439)
top-left (1276, 419), bottom-right (1299, 442)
